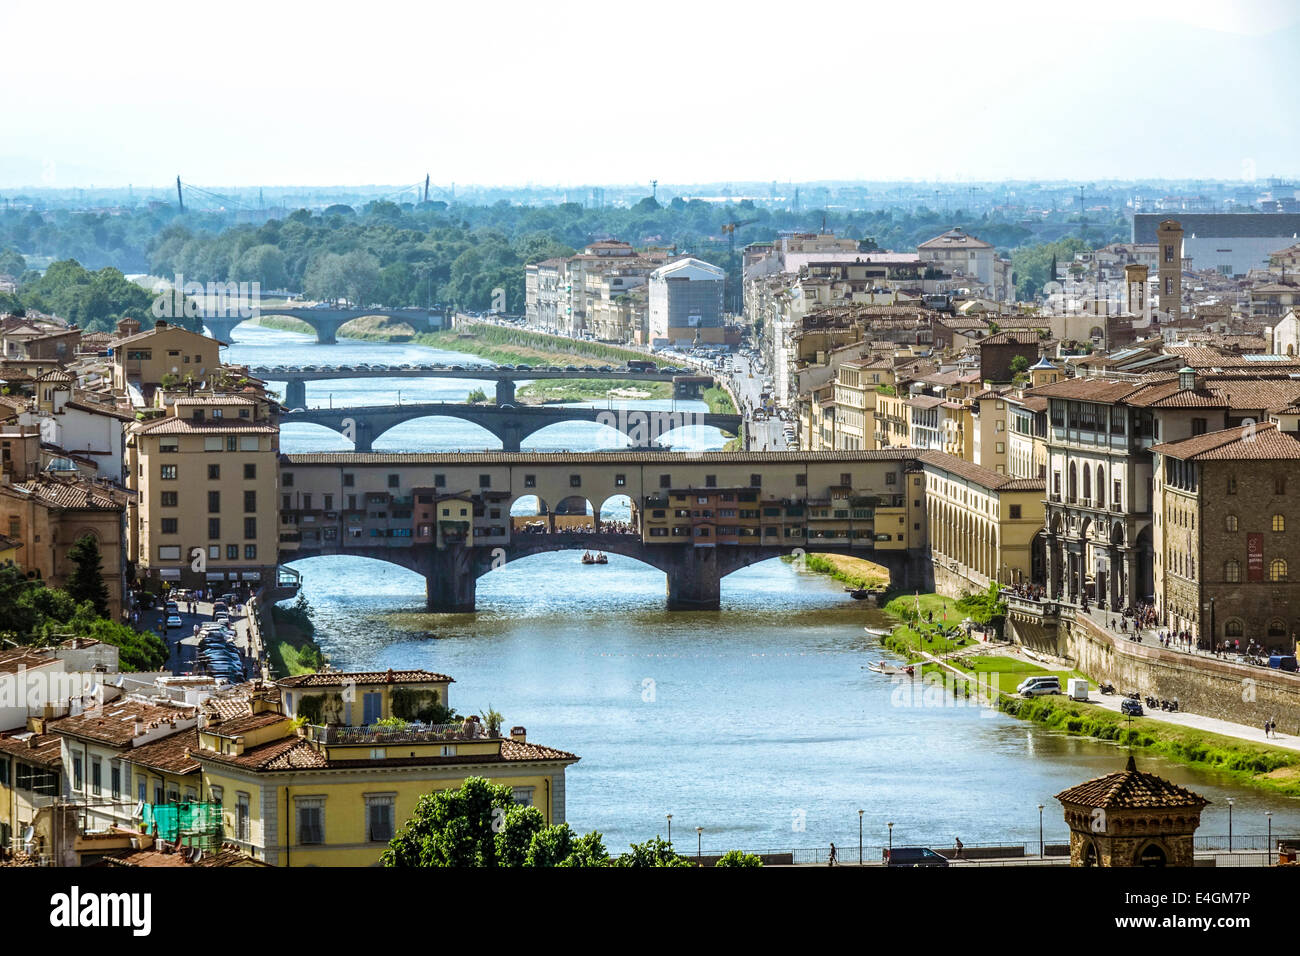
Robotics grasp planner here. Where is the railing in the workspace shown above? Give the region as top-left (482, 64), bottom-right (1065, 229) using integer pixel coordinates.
top-left (306, 721), bottom-right (494, 745)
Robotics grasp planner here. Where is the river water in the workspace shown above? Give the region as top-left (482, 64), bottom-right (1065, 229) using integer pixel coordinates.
top-left (225, 323), bottom-right (1300, 856)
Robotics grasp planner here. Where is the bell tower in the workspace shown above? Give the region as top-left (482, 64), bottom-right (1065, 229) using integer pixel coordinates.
top-left (1156, 219), bottom-right (1183, 322)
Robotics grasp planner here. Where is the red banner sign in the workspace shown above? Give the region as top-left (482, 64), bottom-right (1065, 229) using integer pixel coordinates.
top-left (1248, 533), bottom-right (1264, 582)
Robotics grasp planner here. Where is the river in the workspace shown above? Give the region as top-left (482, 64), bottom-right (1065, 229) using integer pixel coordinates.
top-left (224, 322), bottom-right (1300, 856)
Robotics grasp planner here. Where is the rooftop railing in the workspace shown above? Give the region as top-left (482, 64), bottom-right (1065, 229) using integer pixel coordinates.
top-left (306, 721), bottom-right (496, 745)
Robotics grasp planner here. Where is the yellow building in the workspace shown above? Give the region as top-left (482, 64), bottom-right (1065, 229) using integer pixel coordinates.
top-left (127, 393), bottom-right (280, 592)
top-left (112, 321), bottom-right (223, 397)
top-left (193, 671), bottom-right (579, 866)
top-left (921, 453), bottom-right (1046, 594)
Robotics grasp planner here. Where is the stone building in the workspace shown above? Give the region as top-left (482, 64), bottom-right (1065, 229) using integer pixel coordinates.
top-left (1152, 420), bottom-right (1300, 651)
top-left (1056, 755), bottom-right (1207, 867)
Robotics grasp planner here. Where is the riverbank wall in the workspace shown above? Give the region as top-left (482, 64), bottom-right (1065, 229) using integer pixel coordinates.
top-left (1007, 602), bottom-right (1300, 735)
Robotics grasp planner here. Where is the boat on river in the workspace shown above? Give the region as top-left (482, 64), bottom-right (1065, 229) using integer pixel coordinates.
top-left (868, 661), bottom-right (914, 676)
top-left (581, 551), bottom-right (609, 565)
top-left (863, 626), bottom-right (893, 638)
top-left (844, 587), bottom-right (870, 600)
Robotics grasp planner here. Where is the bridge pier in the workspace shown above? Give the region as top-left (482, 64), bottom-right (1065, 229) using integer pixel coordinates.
top-left (424, 546), bottom-right (479, 613)
top-left (499, 422), bottom-right (523, 453)
top-left (352, 421), bottom-right (376, 453)
top-left (284, 379), bottom-right (307, 409)
top-left (203, 316), bottom-right (245, 343)
top-left (307, 318), bottom-right (347, 345)
top-left (665, 547), bottom-right (722, 610)
top-left (495, 378), bottom-right (516, 406)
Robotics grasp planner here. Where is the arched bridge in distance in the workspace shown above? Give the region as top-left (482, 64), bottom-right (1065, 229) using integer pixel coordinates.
top-left (276, 449), bottom-right (935, 610)
top-left (254, 364), bottom-right (711, 409)
top-left (280, 403), bottom-right (743, 452)
top-left (204, 307), bottom-right (445, 345)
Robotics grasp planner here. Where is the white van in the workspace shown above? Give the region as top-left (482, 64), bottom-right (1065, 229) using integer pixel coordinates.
top-left (1018, 676), bottom-right (1061, 697)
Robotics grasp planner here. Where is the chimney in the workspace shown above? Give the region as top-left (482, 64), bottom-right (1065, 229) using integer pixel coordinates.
top-left (510, 726), bottom-right (527, 743)
top-left (134, 718), bottom-right (144, 737)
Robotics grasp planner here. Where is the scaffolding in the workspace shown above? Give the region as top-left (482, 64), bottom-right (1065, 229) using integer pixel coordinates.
top-left (141, 802), bottom-right (223, 850)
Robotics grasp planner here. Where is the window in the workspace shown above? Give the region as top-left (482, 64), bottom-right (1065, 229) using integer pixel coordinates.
top-left (524, 474), bottom-right (536, 488)
top-left (244, 490), bottom-right (256, 512)
top-left (366, 795), bottom-right (395, 843)
top-left (1224, 560), bottom-right (1241, 583)
top-left (705, 475), bottom-right (717, 488)
top-left (158, 545), bottom-right (181, 561)
top-left (161, 518), bottom-right (178, 534)
top-left (245, 517), bottom-right (257, 539)
top-left (1226, 515), bottom-right (1238, 532)
top-left (227, 436), bottom-right (238, 452)
top-left (1277, 475), bottom-right (1287, 495)
top-left (615, 474), bottom-right (626, 487)
top-left (434, 474), bottom-right (446, 488)
top-left (236, 793), bottom-right (250, 842)
top-left (161, 491), bottom-right (178, 507)
top-left (479, 474), bottom-right (490, 488)
top-left (208, 490), bottom-right (221, 512)
top-left (245, 544), bottom-right (257, 559)
top-left (210, 545), bottom-right (221, 560)
top-left (1010, 505), bottom-right (1022, 520)
top-left (660, 474), bottom-right (672, 489)
top-left (1274, 514), bottom-right (1286, 533)
top-left (343, 473), bottom-right (355, 487)
top-left (1227, 474), bottom-right (1237, 495)
top-left (797, 474), bottom-right (808, 487)
top-left (72, 753), bottom-right (83, 791)
top-left (840, 472), bottom-right (852, 486)
top-left (511, 787), bottom-right (536, 808)
top-left (1225, 619), bottom-right (1244, 638)
top-left (227, 545), bottom-right (239, 559)
top-left (282, 473), bottom-right (294, 487)
top-left (111, 762), bottom-right (121, 799)
top-left (1191, 418), bottom-right (1207, 436)
top-left (160, 464), bottom-right (178, 480)
top-left (296, 797), bottom-right (324, 845)
top-left (208, 464), bottom-right (220, 480)
top-left (208, 518), bottom-right (220, 539)
top-left (90, 757), bottom-right (101, 796)
top-left (1270, 558), bottom-right (1288, 582)
top-left (387, 474), bottom-right (400, 489)
top-left (570, 474), bottom-right (582, 488)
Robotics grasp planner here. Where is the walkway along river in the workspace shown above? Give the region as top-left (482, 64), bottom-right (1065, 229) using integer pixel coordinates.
top-left (227, 323), bottom-right (1300, 855)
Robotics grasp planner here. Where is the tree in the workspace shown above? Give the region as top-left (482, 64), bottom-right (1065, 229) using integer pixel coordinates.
top-left (65, 534), bottom-right (109, 617)
top-left (1009, 355), bottom-right (1030, 376)
top-left (383, 777), bottom-right (609, 867)
top-left (611, 837), bottom-right (695, 867)
top-left (714, 849), bottom-right (763, 867)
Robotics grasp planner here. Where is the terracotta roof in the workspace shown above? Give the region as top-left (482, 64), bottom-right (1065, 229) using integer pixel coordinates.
top-left (207, 712), bottom-right (287, 737)
top-left (2, 477), bottom-right (128, 511)
top-left (49, 699), bottom-right (197, 747)
top-left (196, 735), bottom-right (328, 771)
top-left (500, 738), bottom-right (579, 762)
top-left (918, 451), bottom-right (1045, 492)
top-left (277, 669), bottom-right (454, 688)
top-left (126, 729), bottom-right (200, 775)
top-left (1152, 422), bottom-right (1300, 460)
top-left (195, 732), bottom-right (579, 772)
top-left (133, 417), bottom-right (276, 435)
top-left (91, 845), bottom-right (270, 868)
top-left (1056, 756), bottom-right (1209, 810)
top-left (0, 650), bottom-right (58, 675)
top-left (0, 729), bottom-right (63, 769)
top-left (980, 330), bottom-right (1042, 346)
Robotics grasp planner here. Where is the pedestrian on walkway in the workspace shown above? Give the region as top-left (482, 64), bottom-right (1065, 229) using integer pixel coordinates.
top-left (954, 837), bottom-right (964, 860)
top-left (828, 843), bottom-right (837, 867)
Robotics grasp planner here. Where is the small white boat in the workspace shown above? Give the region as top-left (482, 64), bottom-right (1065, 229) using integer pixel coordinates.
top-left (863, 626), bottom-right (892, 638)
top-left (867, 661), bottom-right (914, 676)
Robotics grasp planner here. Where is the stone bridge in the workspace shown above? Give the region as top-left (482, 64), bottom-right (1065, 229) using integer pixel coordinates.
top-left (289, 533), bottom-right (928, 612)
top-left (280, 403), bottom-right (742, 451)
top-left (204, 307), bottom-right (446, 344)
top-left (261, 365), bottom-right (707, 409)
top-left (275, 449), bottom-right (936, 610)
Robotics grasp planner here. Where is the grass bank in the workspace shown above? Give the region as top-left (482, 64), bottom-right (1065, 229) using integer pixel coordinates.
top-left (517, 379), bottom-right (672, 403)
top-left (255, 314), bottom-right (315, 335)
top-left (267, 597), bottom-right (326, 677)
top-left (996, 693), bottom-right (1300, 796)
top-left (794, 553), bottom-right (891, 591)
top-left (702, 385), bottom-right (737, 415)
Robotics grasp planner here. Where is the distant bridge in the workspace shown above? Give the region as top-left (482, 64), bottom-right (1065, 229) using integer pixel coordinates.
top-left (204, 307), bottom-right (446, 345)
top-left (253, 364), bottom-right (708, 409)
top-left (280, 402), bottom-right (742, 452)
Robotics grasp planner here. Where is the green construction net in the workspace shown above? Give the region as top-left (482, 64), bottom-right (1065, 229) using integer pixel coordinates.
top-left (141, 802), bottom-right (222, 845)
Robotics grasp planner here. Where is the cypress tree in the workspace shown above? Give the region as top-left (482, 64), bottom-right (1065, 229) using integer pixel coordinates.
top-left (66, 534), bottom-right (110, 618)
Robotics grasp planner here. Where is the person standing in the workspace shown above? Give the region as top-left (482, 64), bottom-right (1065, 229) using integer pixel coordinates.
top-left (828, 843), bottom-right (837, 867)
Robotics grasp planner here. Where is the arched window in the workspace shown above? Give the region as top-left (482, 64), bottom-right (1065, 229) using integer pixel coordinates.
top-left (1097, 466), bottom-right (1106, 505)
top-left (1269, 619), bottom-right (1287, 638)
top-left (1273, 514), bottom-right (1286, 532)
top-left (1069, 464), bottom-right (1077, 501)
top-left (1271, 558), bottom-right (1288, 582)
top-left (1226, 515), bottom-right (1238, 532)
top-left (1224, 559), bottom-right (1240, 583)
top-left (1225, 619), bottom-right (1244, 638)
top-left (1082, 464), bottom-right (1091, 501)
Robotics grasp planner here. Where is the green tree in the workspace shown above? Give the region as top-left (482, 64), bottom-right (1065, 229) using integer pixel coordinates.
top-left (65, 534), bottom-right (109, 617)
top-left (1009, 354), bottom-right (1030, 376)
top-left (612, 837), bottom-right (695, 867)
top-left (714, 849), bottom-right (763, 867)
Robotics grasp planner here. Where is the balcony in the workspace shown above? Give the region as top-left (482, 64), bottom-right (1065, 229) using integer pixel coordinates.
top-left (306, 721), bottom-right (493, 745)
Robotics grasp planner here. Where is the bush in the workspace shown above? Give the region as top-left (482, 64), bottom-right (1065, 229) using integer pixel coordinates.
top-left (715, 849), bottom-right (763, 867)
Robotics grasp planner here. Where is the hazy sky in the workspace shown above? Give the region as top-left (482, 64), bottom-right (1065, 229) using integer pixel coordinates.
top-left (2, 0), bottom-right (1297, 189)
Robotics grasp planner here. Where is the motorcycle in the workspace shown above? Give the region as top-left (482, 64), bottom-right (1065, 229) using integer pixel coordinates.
top-left (1098, 682), bottom-right (1116, 695)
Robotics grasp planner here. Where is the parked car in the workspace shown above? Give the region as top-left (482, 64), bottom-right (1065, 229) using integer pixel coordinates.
top-left (1018, 676), bottom-right (1061, 697)
top-left (165, 614), bottom-right (183, 629)
top-left (883, 846), bottom-right (949, 867)
top-left (1120, 697), bottom-right (1145, 717)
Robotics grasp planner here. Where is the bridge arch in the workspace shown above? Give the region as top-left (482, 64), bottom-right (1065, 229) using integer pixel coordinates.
top-left (372, 415), bottom-right (502, 453)
top-left (279, 421), bottom-right (357, 453)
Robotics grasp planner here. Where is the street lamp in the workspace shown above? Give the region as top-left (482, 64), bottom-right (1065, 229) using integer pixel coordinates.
top-left (1227, 798), bottom-right (1234, 852)
top-left (887, 821), bottom-right (894, 855)
top-left (1038, 804), bottom-right (1045, 859)
top-left (1266, 811), bottom-right (1273, 854)
top-left (696, 826), bottom-right (703, 865)
top-left (666, 813), bottom-right (672, 847)
top-left (858, 809), bottom-right (864, 865)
